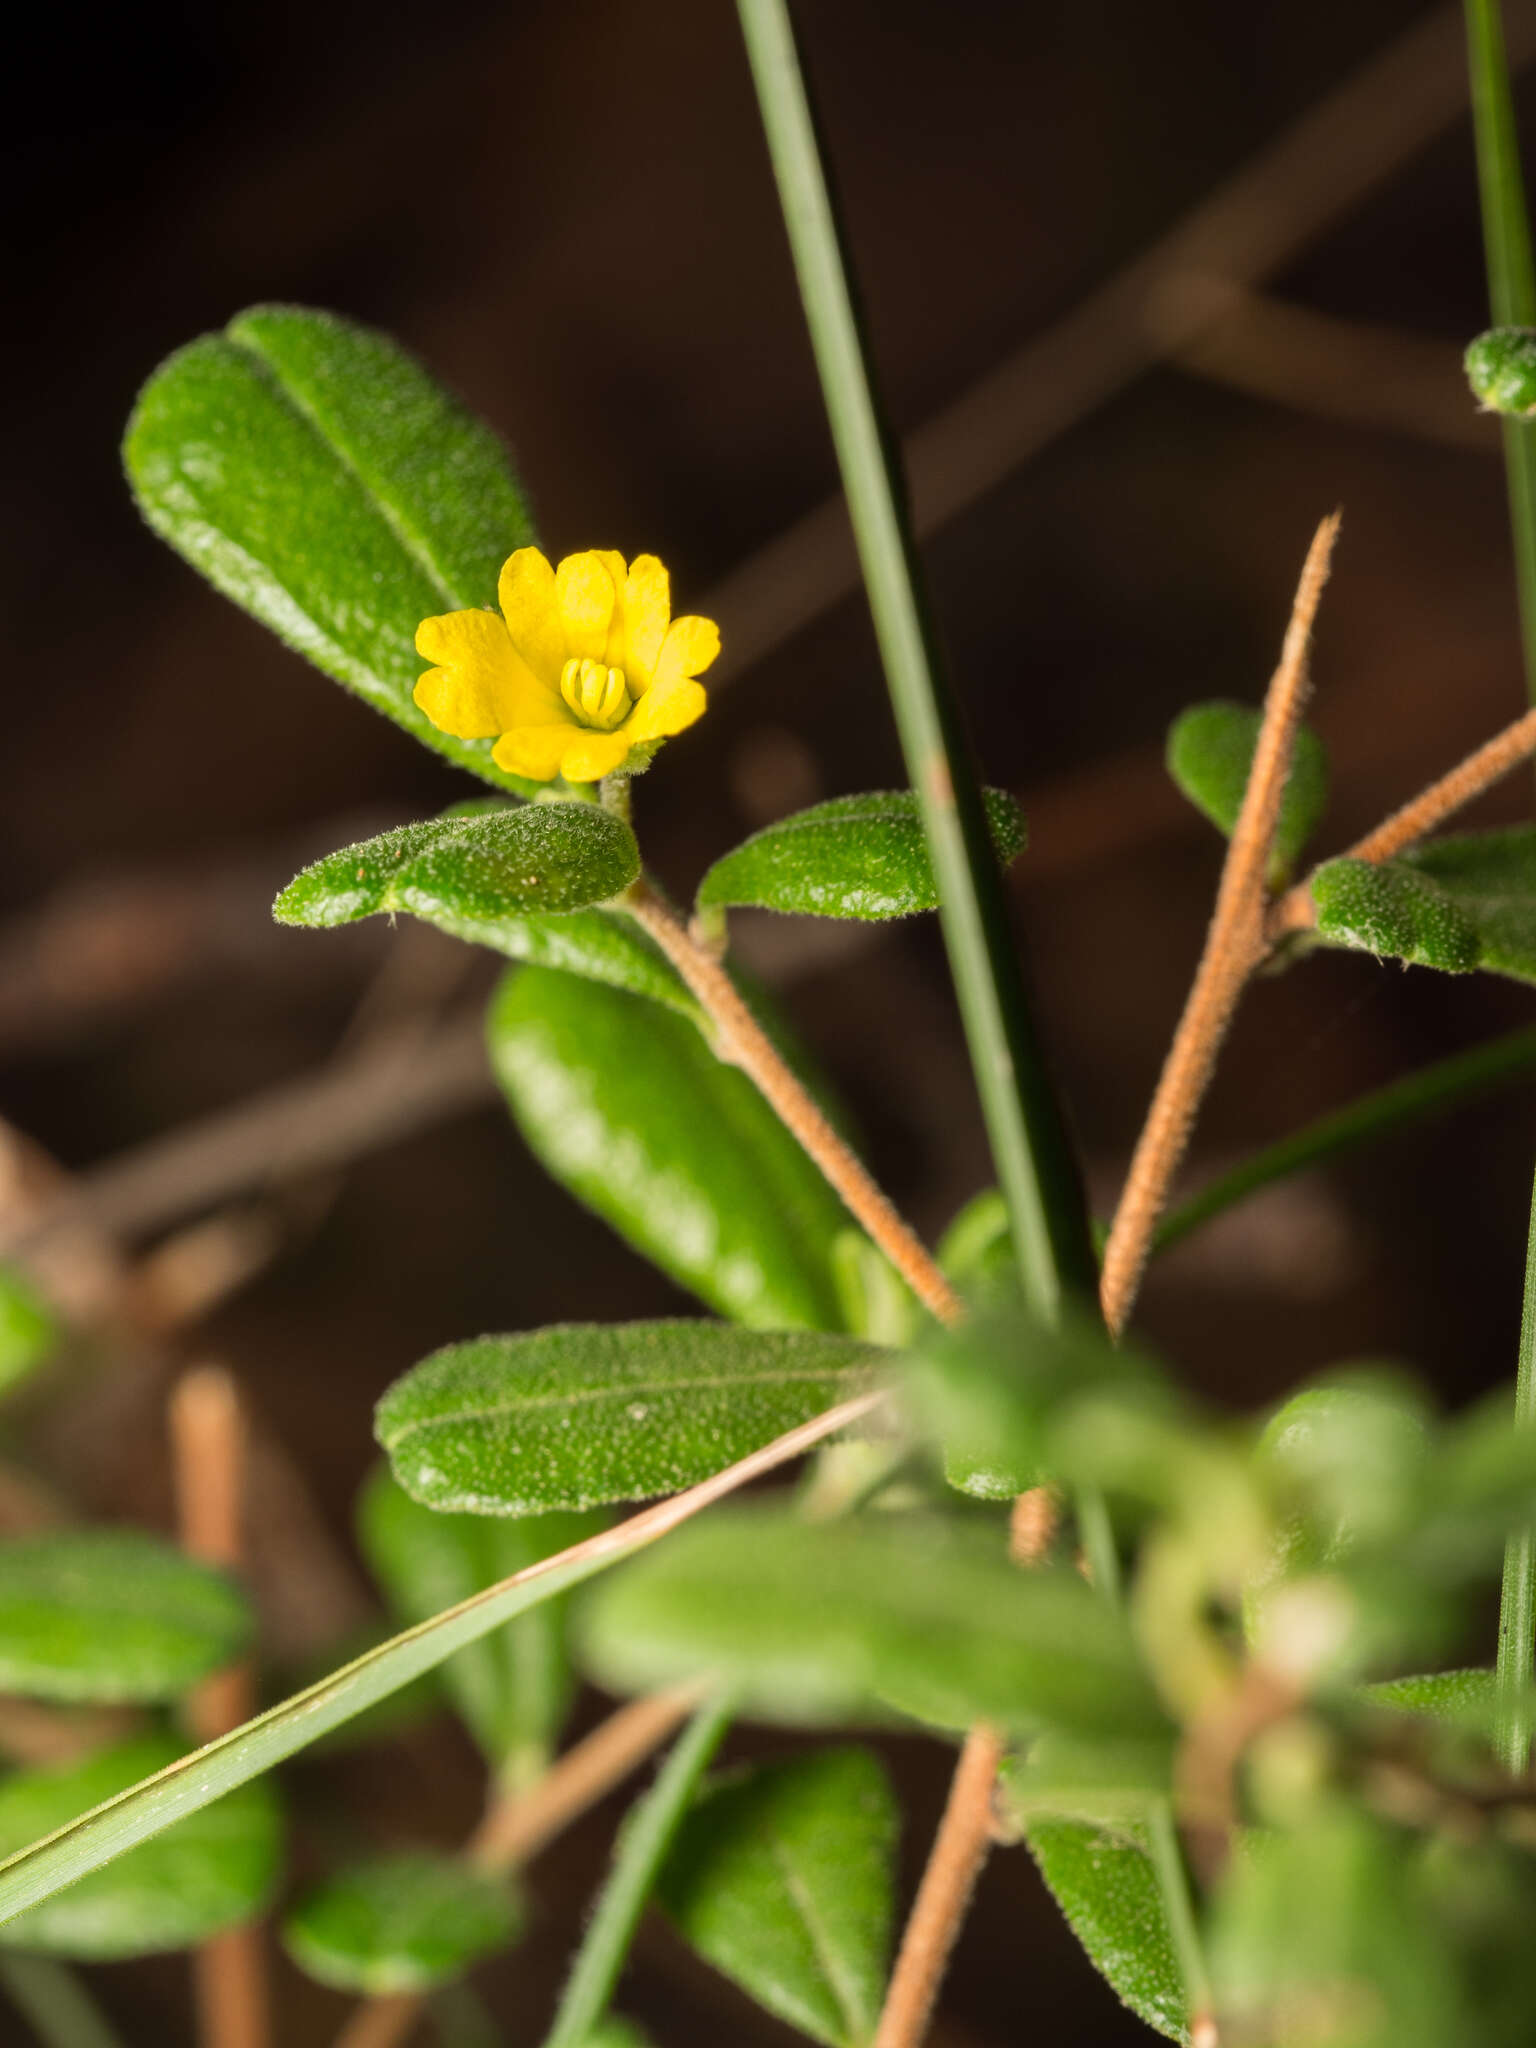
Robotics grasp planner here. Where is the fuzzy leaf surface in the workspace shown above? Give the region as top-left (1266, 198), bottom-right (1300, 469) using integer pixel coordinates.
top-left (275, 803), bottom-right (638, 938)
top-left (283, 1852), bottom-right (518, 1994)
top-left (0, 1737), bottom-right (280, 1959)
top-left (376, 1323), bottom-right (882, 1516)
top-left (1310, 826), bottom-right (1536, 983)
top-left (579, 1503), bottom-right (1165, 1738)
top-left (358, 1468), bottom-right (602, 1773)
top-left (1027, 1821), bottom-right (1186, 2042)
top-left (125, 305), bottom-right (541, 794)
top-left (489, 967), bottom-right (849, 1329)
top-left (470, 904), bottom-right (698, 1017)
top-left (1167, 700), bottom-right (1329, 883)
top-left (696, 789), bottom-right (1026, 921)
top-left (0, 1531), bottom-right (250, 1703)
top-left (658, 1747), bottom-right (896, 2047)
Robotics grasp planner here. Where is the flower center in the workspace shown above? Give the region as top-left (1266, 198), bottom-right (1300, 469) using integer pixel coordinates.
top-left (560, 656), bottom-right (634, 732)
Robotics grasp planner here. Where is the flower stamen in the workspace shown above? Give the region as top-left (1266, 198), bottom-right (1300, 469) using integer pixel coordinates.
top-left (560, 656), bottom-right (634, 732)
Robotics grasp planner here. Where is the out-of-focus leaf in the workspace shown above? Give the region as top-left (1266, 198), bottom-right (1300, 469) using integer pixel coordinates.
top-left (658, 1747), bottom-right (897, 2047)
top-left (1362, 1667), bottom-right (1496, 1727)
top-left (696, 789), bottom-right (1026, 921)
top-left (0, 1270), bottom-right (58, 1397)
top-left (1026, 1820), bottom-right (1186, 2043)
top-left (0, 1736), bottom-right (280, 1959)
top-left (124, 304), bottom-right (542, 795)
top-left (1000, 1731), bottom-right (1175, 1829)
top-left (935, 1189), bottom-right (1016, 1305)
top-left (489, 967), bottom-right (850, 1329)
top-left (275, 803), bottom-right (638, 939)
top-left (1310, 827), bottom-right (1536, 984)
top-left (829, 1233), bottom-right (920, 1348)
top-left (579, 1503), bottom-right (1166, 1739)
top-left (1167, 700), bottom-right (1328, 884)
top-left (282, 1852), bottom-right (518, 1994)
top-left (357, 1466), bottom-right (601, 1778)
top-left (375, 1323), bottom-right (882, 1516)
top-left (576, 2024), bottom-right (652, 2048)
top-left (0, 1531), bottom-right (250, 1703)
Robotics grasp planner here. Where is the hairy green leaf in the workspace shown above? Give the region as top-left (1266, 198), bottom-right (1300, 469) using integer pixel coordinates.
top-left (489, 967), bottom-right (850, 1329)
top-left (275, 803), bottom-right (638, 939)
top-left (1466, 325), bottom-right (1536, 415)
top-left (358, 1468), bottom-right (602, 1778)
top-left (0, 1269), bottom-right (58, 1397)
top-left (1309, 827), bottom-right (1536, 983)
top-left (579, 1504), bottom-right (1165, 1738)
top-left (1363, 1667), bottom-right (1496, 1725)
top-left (0, 1531), bottom-right (250, 1703)
top-left (376, 1323), bottom-right (882, 1516)
top-left (658, 1747), bottom-right (897, 2047)
top-left (124, 304), bottom-right (542, 795)
top-left (1166, 700), bottom-right (1328, 884)
top-left (0, 1737), bottom-right (280, 1959)
top-left (696, 789), bottom-right (1026, 921)
top-left (468, 905), bottom-right (698, 1018)
top-left (1026, 1821), bottom-right (1186, 2043)
top-left (283, 1852), bottom-right (518, 1994)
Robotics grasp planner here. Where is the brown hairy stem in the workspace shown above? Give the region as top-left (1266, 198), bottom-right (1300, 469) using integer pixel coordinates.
top-left (622, 883), bottom-right (965, 1327)
top-left (171, 1366), bottom-right (268, 2048)
top-left (1098, 514), bottom-right (1340, 1338)
top-left (1272, 700), bottom-right (1536, 939)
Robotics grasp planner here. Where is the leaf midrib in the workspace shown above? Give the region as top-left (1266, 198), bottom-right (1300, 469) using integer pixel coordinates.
top-left (768, 1827), bottom-right (868, 2044)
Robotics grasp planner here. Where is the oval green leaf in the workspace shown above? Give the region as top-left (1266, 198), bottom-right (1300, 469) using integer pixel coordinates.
top-left (468, 904), bottom-right (698, 1018)
top-left (1310, 826), bottom-right (1536, 985)
top-left (579, 1503), bottom-right (1165, 1739)
top-left (375, 1322), bottom-right (882, 1516)
top-left (0, 1531), bottom-right (250, 1703)
top-left (696, 789), bottom-right (1025, 921)
top-left (357, 1466), bottom-right (602, 1776)
top-left (275, 802), bottom-right (639, 941)
top-left (124, 304), bottom-right (541, 796)
top-left (1167, 701), bottom-right (1328, 885)
top-left (282, 1852), bottom-right (519, 1994)
top-left (0, 1736), bottom-right (280, 1959)
top-left (1026, 1821), bottom-right (1185, 2043)
top-left (488, 966), bottom-right (851, 1329)
top-left (658, 1747), bottom-right (897, 2048)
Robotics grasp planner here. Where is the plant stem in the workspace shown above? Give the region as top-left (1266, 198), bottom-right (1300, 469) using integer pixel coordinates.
top-left (1156, 1023), bottom-right (1536, 1253)
top-left (734, 0), bottom-right (1096, 1324)
top-left (623, 881), bottom-right (964, 1325)
top-left (1497, 1165), bottom-right (1536, 1771)
top-left (1145, 1801), bottom-right (1216, 2048)
top-left (1466, 0), bottom-right (1536, 700)
top-left (0, 1955), bottom-right (128, 2048)
top-left (1099, 515), bottom-right (1339, 1337)
top-left (541, 1693), bottom-right (734, 2048)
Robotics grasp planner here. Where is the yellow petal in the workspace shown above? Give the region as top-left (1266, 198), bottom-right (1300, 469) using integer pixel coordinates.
top-left (413, 609), bottom-right (528, 738)
top-left (559, 728), bottom-right (635, 782)
top-left (492, 722), bottom-right (580, 782)
top-left (555, 552), bottom-right (618, 662)
top-left (621, 673), bottom-right (707, 746)
top-left (650, 614), bottom-right (721, 694)
top-left (619, 555), bottom-right (671, 688)
top-left (498, 548), bottom-right (566, 688)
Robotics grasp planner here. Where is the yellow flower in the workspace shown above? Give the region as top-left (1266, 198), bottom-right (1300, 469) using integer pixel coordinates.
top-left (414, 548), bottom-right (719, 783)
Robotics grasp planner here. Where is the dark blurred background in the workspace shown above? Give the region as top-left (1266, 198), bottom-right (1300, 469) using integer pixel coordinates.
top-left (5, 0), bottom-right (1536, 2040)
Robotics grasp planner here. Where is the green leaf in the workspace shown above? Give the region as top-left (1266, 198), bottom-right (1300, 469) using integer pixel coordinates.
top-left (1025, 1821), bottom-right (1186, 2043)
top-left (696, 789), bottom-right (1026, 921)
top-left (1309, 827), bottom-right (1536, 984)
top-left (0, 1736), bottom-right (280, 1959)
top-left (124, 304), bottom-right (542, 796)
top-left (576, 2025), bottom-right (651, 2048)
top-left (579, 1503), bottom-right (1166, 1739)
top-left (1000, 1732), bottom-right (1175, 1829)
top-left (1466, 326), bottom-right (1536, 415)
top-left (935, 1188), bottom-right (1016, 1305)
top-left (283, 1852), bottom-right (518, 1994)
top-left (1166, 701), bottom-right (1328, 884)
top-left (357, 1466), bottom-right (601, 1779)
top-left (0, 1531), bottom-right (250, 1703)
top-left (468, 905), bottom-right (699, 1019)
top-left (1361, 1667), bottom-right (1498, 1729)
top-left (376, 1322), bottom-right (883, 1517)
top-left (0, 1270), bottom-right (58, 1397)
top-left (658, 1747), bottom-right (897, 2048)
top-left (275, 803), bottom-right (639, 940)
top-left (489, 967), bottom-right (851, 1329)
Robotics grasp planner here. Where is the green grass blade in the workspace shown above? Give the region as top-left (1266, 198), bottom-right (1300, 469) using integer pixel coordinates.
top-left (542, 1694), bottom-right (733, 2047)
top-left (1156, 1024), bottom-right (1536, 1253)
top-left (733, 0), bottom-right (1095, 1323)
top-left (1497, 1165), bottom-right (1536, 1771)
top-left (1466, 0), bottom-right (1536, 698)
